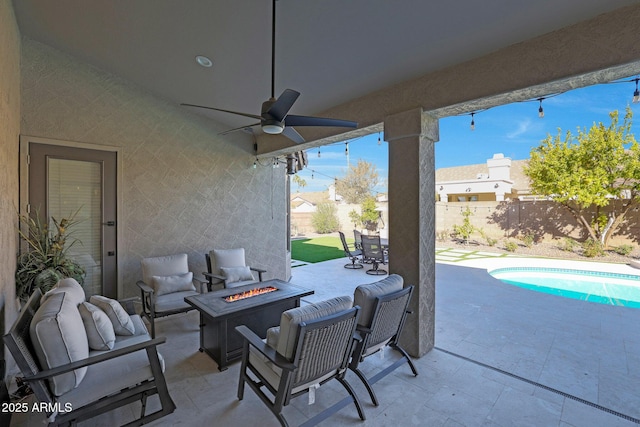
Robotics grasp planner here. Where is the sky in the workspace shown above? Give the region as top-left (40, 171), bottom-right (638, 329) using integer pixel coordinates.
top-left (292, 76), bottom-right (640, 194)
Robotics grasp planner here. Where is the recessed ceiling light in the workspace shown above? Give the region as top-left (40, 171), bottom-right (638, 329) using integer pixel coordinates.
top-left (195, 55), bottom-right (213, 68)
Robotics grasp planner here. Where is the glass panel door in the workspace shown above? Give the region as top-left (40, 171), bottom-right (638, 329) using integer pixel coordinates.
top-left (47, 158), bottom-right (103, 298)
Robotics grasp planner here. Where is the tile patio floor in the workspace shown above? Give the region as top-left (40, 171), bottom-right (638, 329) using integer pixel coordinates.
top-left (13, 251), bottom-right (640, 426)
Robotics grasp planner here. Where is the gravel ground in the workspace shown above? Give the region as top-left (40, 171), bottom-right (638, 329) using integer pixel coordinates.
top-left (437, 238), bottom-right (640, 265)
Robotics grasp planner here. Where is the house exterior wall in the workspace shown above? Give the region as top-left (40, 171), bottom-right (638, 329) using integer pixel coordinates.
top-left (0, 1), bottom-right (21, 343)
top-left (20, 38), bottom-right (288, 298)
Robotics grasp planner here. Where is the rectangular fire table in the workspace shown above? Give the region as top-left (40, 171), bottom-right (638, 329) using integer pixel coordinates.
top-left (184, 279), bottom-right (313, 371)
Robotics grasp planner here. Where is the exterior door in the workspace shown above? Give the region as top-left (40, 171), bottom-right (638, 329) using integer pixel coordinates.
top-left (28, 142), bottom-right (118, 298)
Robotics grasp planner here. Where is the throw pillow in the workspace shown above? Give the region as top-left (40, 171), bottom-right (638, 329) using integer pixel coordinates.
top-left (220, 266), bottom-right (253, 284)
top-left (89, 295), bottom-right (135, 336)
top-left (151, 272), bottom-right (195, 296)
top-left (40, 277), bottom-right (86, 306)
top-left (78, 302), bottom-right (116, 350)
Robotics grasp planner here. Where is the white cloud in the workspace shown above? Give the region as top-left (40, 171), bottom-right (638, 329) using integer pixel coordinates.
top-left (506, 118), bottom-right (532, 139)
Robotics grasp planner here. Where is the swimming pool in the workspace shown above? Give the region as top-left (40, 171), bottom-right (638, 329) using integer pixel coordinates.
top-left (489, 267), bottom-right (640, 307)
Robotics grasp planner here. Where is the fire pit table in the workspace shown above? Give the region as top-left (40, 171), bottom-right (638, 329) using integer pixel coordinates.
top-left (184, 279), bottom-right (313, 371)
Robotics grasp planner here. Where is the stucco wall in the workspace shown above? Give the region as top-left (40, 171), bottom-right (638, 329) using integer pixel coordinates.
top-left (0, 1), bottom-right (20, 340)
top-left (20, 38), bottom-right (288, 298)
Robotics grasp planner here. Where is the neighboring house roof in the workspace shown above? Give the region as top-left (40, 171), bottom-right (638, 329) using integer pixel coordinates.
top-left (290, 191), bottom-right (331, 206)
top-left (435, 158), bottom-right (530, 193)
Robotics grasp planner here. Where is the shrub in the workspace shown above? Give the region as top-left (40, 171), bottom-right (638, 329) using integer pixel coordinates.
top-left (436, 229), bottom-right (450, 242)
top-left (521, 233), bottom-right (535, 248)
top-left (486, 237), bottom-right (498, 247)
top-left (504, 240), bottom-right (518, 252)
top-left (582, 238), bottom-right (604, 258)
top-left (311, 203), bottom-right (340, 234)
top-left (613, 244), bottom-right (634, 256)
top-left (560, 237), bottom-right (578, 252)
top-left (452, 207), bottom-right (477, 244)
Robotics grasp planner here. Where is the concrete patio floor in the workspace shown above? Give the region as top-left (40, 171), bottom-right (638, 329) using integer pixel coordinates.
top-left (13, 253), bottom-right (640, 426)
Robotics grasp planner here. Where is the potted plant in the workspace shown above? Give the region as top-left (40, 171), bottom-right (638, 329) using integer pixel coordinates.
top-left (15, 210), bottom-right (85, 301)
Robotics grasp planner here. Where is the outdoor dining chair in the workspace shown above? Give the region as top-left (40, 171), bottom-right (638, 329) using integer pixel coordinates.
top-left (339, 231), bottom-right (363, 269)
top-left (361, 234), bottom-right (388, 275)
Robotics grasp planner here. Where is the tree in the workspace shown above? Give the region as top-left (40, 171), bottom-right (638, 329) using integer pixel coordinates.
top-left (335, 159), bottom-right (379, 204)
top-left (524, 108), bottom-right (640, 248)
top-left (311, 202), bottom-right (340, 234)
top-left (292, 174), bottom-right (307, 192)
top-left (348, 196), bottom-right (380, 231)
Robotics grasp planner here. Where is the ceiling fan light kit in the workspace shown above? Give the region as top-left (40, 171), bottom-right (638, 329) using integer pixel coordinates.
top-left (180, 0), bottom-right (357, 143)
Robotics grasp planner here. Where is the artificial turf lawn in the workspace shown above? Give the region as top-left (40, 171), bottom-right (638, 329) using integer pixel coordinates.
top-left (291, 236), bottom-right (352, 263)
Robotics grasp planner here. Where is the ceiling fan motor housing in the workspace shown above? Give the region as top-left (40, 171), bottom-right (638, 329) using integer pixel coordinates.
top-left (261, 99), bottom-right (284, 134)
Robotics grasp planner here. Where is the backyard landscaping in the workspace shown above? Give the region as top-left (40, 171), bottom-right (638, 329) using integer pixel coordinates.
top-left (291, 235), bottom-right (352, 263)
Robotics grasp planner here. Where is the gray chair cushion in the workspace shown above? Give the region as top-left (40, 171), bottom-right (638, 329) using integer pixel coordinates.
top-left (277, 296), bottom-right (353, 360)
top-left (30, 292), bottom-right (89, 396)
top-left (141, 253), bottom-right (189, 285)
top-left (78, 302), bottom-right (116, 351)
top-left (353, 274), bottom-right (403, 327)
top-left (153, 290), bottom-right (199, 312)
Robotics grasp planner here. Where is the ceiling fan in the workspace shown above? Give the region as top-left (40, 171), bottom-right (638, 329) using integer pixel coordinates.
top-left (181, 0), bottom-right (357, 144)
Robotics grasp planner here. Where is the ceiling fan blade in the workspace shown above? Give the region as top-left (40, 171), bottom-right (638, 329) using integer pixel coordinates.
top-left (219, 122), bottom-right (261, 136)
top-left (267, 89), bottom-right (300, 121)
top-left (180, 103), bottom-right (262, 120)
top-left (282, 126), bottom-right (305, 144)
top-left (285, 115), bottom-right (358, 129)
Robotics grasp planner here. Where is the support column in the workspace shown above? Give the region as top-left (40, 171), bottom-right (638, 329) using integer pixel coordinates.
top-left (385, 108), bottom-right (439, 357)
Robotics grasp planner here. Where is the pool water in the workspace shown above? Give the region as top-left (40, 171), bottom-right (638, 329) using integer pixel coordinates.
top-left (489, 267), bottom-right (640, 308)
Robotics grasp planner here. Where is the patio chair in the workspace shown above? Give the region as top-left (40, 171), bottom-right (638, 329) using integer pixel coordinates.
top-left (349, 274), bottom-right (418, 406)
top-left (338, 231), bottom-right (363, 269)
top-left (3, 285), bottom-right (176, 426)
top-left (236, 296), bottom-right (365, 427)
top-left (204, 248), bottom-right (266, 289)
top-left (353, 229), bottom-right (363, 251)
top-left (137, 253), bottom-right (206, 338)
top-left (361, 234), bottom-right (388, 275)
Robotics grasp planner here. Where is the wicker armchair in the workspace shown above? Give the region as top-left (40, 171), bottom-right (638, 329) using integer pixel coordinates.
top-left (236, 296), bottom-right (365, 427)
top-left (349, 275), bottom-right (417, 406)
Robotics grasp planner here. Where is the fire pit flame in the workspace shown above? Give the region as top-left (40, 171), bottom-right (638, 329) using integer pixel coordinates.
top-left (223, 286), bottom-right (278, 302)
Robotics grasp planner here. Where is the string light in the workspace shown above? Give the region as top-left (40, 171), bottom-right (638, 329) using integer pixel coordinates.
top-left (634, 78), bottom-right (640, 103)
top-left (377, 133), bottom-right (381, 145)
top-left (470, 112), bottom-right (475, 131)
top-left (253, 159), bottom-right (257, 169)
top-left (345, 143), bottom-right (349, 155)
top-left (317, 148), bottom-right (321, 158)
top-left (538, 98), bottom-right (544, 118)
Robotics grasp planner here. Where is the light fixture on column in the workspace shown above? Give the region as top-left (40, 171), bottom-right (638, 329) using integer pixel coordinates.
top-left (470, 112), bottom-right (475, 131)
top-left (286, 154), bottom-right (297, 175)
top-left (538, 98), bottom-right (545, 118)
top-left (633, 78), bottom-right (640, 104)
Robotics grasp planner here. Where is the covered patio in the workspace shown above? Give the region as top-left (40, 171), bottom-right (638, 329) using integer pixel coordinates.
top-left (11, 257), bottom-right (640, 426)
top-left (2, 1), bottom-right (640, 425)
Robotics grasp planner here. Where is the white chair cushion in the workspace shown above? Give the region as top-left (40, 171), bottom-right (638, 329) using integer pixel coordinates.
top-left (41, 277), bottom-right (86, 306)
top-left (353, 274), bottom-right (404, 327)
top-left (276, 296), bottom-right (353, 360)
top-left (30, 292), bottom-right (89, 396)
top-left (151, 272), bottom-right (195, 296)
top-left (89, 295), bottom-right (135, 336)
top-left (140, 253), bottom-right (189, 285)
top-left (78, 302), bottom-right (116, 351)
top-left (220, 266), bottom-right (253, 284)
